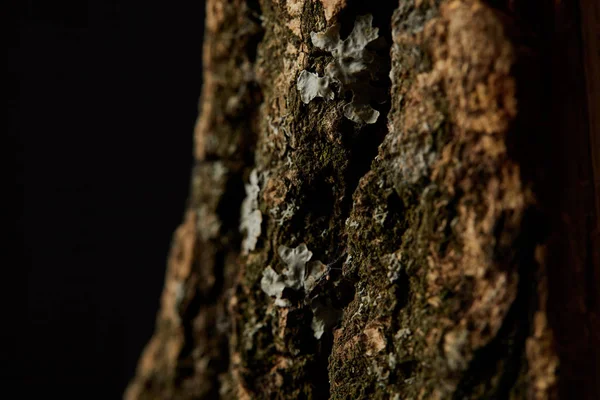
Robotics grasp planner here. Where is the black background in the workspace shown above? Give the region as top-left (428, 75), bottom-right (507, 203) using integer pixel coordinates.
top-left (14, 1), bottom-right (206, 397)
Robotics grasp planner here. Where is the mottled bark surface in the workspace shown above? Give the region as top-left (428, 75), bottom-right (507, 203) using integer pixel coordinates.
top-left (125, 1), bottom-right (599, 399)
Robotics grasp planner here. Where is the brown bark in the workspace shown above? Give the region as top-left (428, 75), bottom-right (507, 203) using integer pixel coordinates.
top-left (125, 1), bottom-right (599, 399)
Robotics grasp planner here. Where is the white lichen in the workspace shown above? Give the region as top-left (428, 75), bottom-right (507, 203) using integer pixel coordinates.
top-left (240, 169), bottom-right (263, 255)
top-left (382, 251), bottom-right (404, 283)
top-left (260, 266), bottom-right (290, 307)
top-left (297, 14), bottom-right (383, 124)
top-left (270, 201), bottom-right (298, 226)
top-left (242, 315), bottom-right (264, 350)
top-left (274, 244), bottom-right (328, 292)
top-left (259, 243), bottom-right (337, 339)
top-left (373, 205), bottom-right (388, 227)
top-left (297, 70), bottom-right (335, 104)
top-left (278, 244), bottom-right (308, 288)
top-left (311, 308), bottom-right (326, 339)
top-left (395, 328), bottom-right (411, 341)
top-left (260, 244), bottom-right (317, 304)
top-left (310, 297), bottom-right (342, 339)
top-left (388, 352), bottom-right (397, 369)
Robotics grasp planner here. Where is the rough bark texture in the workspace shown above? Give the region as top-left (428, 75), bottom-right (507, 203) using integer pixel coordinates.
top-left (125, 1), bottom-right (599, 399)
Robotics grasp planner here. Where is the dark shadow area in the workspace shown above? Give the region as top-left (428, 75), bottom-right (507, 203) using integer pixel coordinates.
top-left (504, 0), bottom-right (600, 398)
top-left (12, 1), bottom-right (206, 397)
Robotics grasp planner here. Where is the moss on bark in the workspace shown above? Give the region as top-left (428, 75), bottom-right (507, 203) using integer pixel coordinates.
top-left (126, 1), bottom-right (599, 399)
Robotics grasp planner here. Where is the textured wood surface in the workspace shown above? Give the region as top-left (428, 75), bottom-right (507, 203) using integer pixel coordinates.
top-left (125, 1), bottom-right (598, 399)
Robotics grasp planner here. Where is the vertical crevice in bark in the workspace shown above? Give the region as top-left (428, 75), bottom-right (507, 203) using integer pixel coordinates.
top-left (337, 0), bottom-right (397, 205)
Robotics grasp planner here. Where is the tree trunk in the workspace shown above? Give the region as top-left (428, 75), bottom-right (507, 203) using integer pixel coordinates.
top-left (125, 1), bottom-right (599, 399)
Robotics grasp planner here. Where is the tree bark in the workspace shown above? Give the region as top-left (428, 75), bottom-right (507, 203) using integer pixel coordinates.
top-left (125, 1), bottom-right (599, 399)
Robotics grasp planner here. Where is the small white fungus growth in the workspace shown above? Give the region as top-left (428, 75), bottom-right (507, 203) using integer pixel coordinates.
top-left (311, 303), bottom-right (327, 339)
top-left (240, 169), bottom-right (262, 255)
top-left (310, 298), bottom-right (342, 339)
top-left (310, 14), bottom-right (379, 79)
top-left (382, 251), bottom-right (403, 283)
top-left (260, 267), bottom-right (290, 307)
top-left (259, 243), bottom-right (335, 338)
top-left (343, 102), bottom-right (380, 125)
top-left (260, 243), bottom-right (321, 306)
top-left (395, 328), bottom-right (411, 340)
top-left (373, 205), bottom-right (388, 227)
top-left (297, 70), bottom-right (335, 104)
top-left (271, 202), bottom-right (298, 226)
top-left (388, 353), bottom-right (397, 369)
top-left (278, 243), bottom-right (314, 289)
top-left (297, 14), bottom-right (382, 124)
